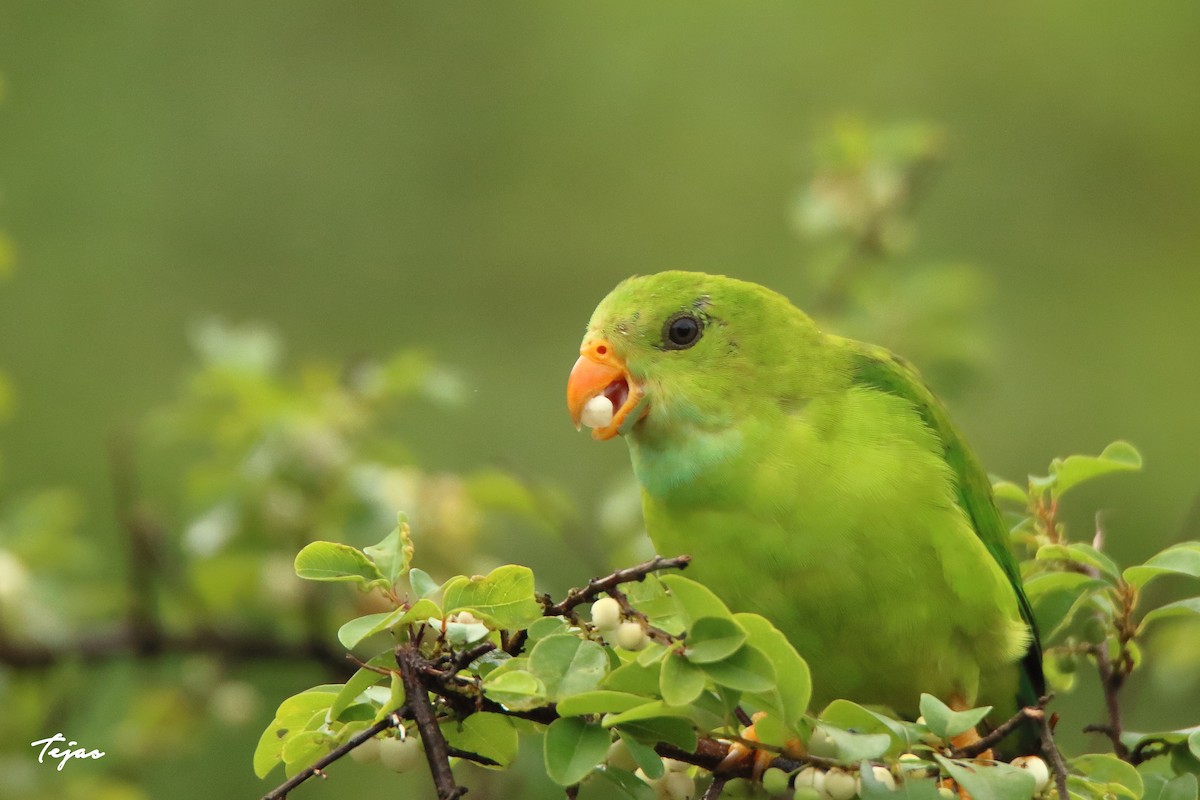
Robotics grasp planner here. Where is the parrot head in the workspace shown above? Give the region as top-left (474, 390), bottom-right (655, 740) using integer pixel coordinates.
top-left (566, 271), bottom-right (834, 443)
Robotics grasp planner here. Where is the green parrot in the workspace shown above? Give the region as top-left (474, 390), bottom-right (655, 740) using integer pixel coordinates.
top-left (566, 271), bottom-right (1043, 747)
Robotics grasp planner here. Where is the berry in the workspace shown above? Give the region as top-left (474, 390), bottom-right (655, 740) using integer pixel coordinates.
top-left (350, 736), bottom-right (381, 764)
top-left (824, 768), bottom-right (858, 800)
top-left (379, 734), bottom-right (423, 773)
top-left (615, 620), bottom-right (648, 651)
top-left (606, 739), bottom-right (639, 772)
top-left (1011, 756), bottom-right (1050, 792)
top-left (581, 395), bottom-right (615, 429)
top-left (591, 597), bottom-right (622, 630)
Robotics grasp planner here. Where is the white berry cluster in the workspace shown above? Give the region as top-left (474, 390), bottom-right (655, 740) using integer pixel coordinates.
top-left (773, 765), bottom-right (893, 800)
top-left (760, 754), bottom-right (1049, 800)
top-left (590, 596), bottom-right (649, 651)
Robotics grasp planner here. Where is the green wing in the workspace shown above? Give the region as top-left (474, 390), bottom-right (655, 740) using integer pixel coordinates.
top-left (845, 340), bottom-right (1045, 707)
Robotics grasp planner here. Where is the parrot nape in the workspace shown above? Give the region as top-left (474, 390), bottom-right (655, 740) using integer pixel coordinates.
top-left (566, 271), bottom-right (1043, 753)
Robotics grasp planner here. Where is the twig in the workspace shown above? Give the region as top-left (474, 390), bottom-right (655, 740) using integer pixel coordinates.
top-left (0, 627), bottom-right (351, 676)
top-left (261, 709), bottom-right (404, 800)
top-left (1038, 708), bottom-right (1070, 800)
top-left (1129, 737), bottom-right (1170, 766)
top-left (951, 698), bottom-right (1049, 759)
top-left (542, 555), bottom-right (691, 617)
top-left (703, 776), bottom-right (729, 800)
top-left (654, 739), bottom-right (809, 779)
top-left (453, 642), bottom-right (497, 670)
top-left (397, 645), bottom-right (468, 800)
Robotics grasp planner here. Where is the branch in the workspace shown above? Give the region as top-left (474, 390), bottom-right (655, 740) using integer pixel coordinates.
top-left (397, 645), bottom-right (468, 800)
top-left (261, 710), bottom-right (404, 800)
top-left (951, 697), bottom-right (1049, 759)
top-left (0, 626), bottom-right (351, 677)
top-left (1039, 708), bottom-right (1070, 800)
top-left (542, 555), bottom-right (692, 617)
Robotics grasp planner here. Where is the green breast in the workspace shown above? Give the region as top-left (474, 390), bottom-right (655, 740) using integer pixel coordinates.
top-left (630, 388), bottom-right (1026, 716)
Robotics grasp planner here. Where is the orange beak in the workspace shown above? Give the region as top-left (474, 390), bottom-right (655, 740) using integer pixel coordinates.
top-left (566, 339), bottom-right (646, 441)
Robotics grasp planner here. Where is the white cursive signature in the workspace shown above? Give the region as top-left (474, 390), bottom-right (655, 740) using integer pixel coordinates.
top-left (30, 733), bottom-right (106, 771)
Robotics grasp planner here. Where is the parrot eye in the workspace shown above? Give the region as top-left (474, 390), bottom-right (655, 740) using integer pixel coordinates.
top-left (662, 313), bottom-right (703, 350)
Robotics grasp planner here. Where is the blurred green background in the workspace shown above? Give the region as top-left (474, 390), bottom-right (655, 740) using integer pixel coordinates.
top-left (1, 3), bottom-right (1198, 799)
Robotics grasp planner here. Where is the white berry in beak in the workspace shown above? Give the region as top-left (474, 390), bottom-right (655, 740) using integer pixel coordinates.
top-left (580, 395), bottom-right (615, 429)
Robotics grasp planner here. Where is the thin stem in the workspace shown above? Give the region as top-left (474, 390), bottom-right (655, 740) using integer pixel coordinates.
top-left (261, 709), bottom-right (404, 800)
top-left (1039, 709), bottom-right (1070, 800)
top-left (702, 776), bottom-right (729, 800)
top-left (542, 555), bottom-right (692, 617)
top-left (951, 698), bottom-right (1050, 759)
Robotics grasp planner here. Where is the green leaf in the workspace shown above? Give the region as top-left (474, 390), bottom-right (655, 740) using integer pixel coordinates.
top-left (918, 694), bottom-right (992, 739)
top-left (1121, 725), bottom-right (1200, 751)
top-left (529, 634), bottom-right (609, 701)
top-left (293, 541), bottom-right (385, 585)
top-left (684, 616), bottom-right (746, 664)
top-left (1125, 543), bottom-right (1200, 589)
top-left (603, 701), bottom-right (698, 749)
top-left (1070, 753), bottom-right (1143, 798)
top-left (329, 654), bottom-right (392, 721)
top-left (820, 699), bottom-right (909, 751)
top-left (991, 479), bottom-right (1029, 506)
top-left (619, 732), bottom-right (665, 778)
top-left (481, 669), bottom-right (547, 710)
top-left (337, 611), bottom-right (401, 650)
top-left (659, 574), bottom-right (733, 623)
top-left (933, 755), bottom-right (1036, 800)
top-left (1143, 774), bottom-right (1199, 800)
top-left (558, 691), bottom-right (651, 717)
top-left (811, 723), bottom-right (892, 762)
top-left (1029, 577), bottom-right (1109, 642)
top-left (441, 712), bottom-right (518, 768)
top-left (274, 685), bottom-right (340, 718)
top-left (408, 567), bottom-right (439, 598)
top-left (442, 564), bottom-right (544, 630)
top-left (589, 766), bottom-right (658, 800)
top-left (752, 712), bottom-right (788, 748)
top-left (735, 612), bottom-right (811, 729)
top-left (1141, 597), bottom-right (1200, 628)
top-left (697, 645), bottom-right (775, 693)
top-left (336, 597), bottom-right (441, 648)
top-left (527, 616), bottom-right (570, 642)
top-left (253, 716), bottom-right (288, 778)
top-left (544, 717), bottom-right (612, 786)
top-left (1051, 441), bottom-right (1143, 499)
top-left (1022, 570), bottom-right (1108, 600)
top-left (660, 653), bottom-right (706, 706)
top-left (602, 660), bottom-right (662, 696)
top-left (608, 715), bottom-right (697, 752)
top-left (363, 515), bottom-right (414, 586)
top-left (1036, 543), bottom-right (1121, 583)
top-left (623, 575), bottom-right (686, 634)
top-left (282, 730), bottom-right (333, 777)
